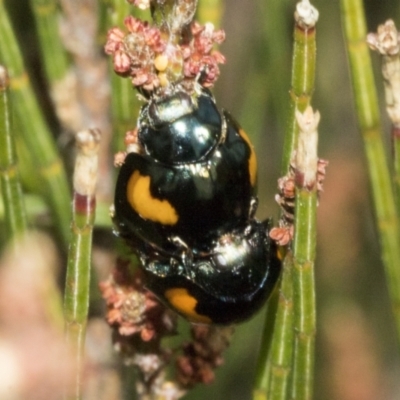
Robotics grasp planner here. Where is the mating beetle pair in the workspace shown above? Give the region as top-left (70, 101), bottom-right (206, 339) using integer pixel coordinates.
top-left (113, 89), bottom-right (281, 325)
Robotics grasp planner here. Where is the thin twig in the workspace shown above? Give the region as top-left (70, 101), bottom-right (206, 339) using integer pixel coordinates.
top-left (64, 129), bottom-right (100, 400)
top-left (0, 65), bottom-right (27, 239)
top-left (255, 2), bottom-right (319, 399)
top-left (280, 0), bottom-right (318, 175)
top-left (341, 0), bottom-right (400, 345)
top-left (290, 105), bottom-right (319, 400)
top-left (60, 0), bottom-right (112, 201)
top-left (0, 2), bottom-right (72, 246)
top-left (29, 0), bottom-right (70, 83)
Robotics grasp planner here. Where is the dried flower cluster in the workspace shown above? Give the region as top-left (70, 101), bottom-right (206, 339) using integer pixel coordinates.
top-left (367, 20), bottom-right (400, 127)
top-left (105, 15), bottom-right (225, 93)
top-left (270, 172), bottom-right (296, 246)
top-left (100, 259), bottom-right (232, 397)
top-left (113, 128), bottom-right (143, 166)
top-left (271, 158), bottom-right (328, 246)
top-left (99, 259), bottom-right (176, 341)
top-left (367, 19), bottom-right (400, 56)
top-left (176, 325), bottom-right (234, 388)
top-left (270, 107), bottom-right (327, 246)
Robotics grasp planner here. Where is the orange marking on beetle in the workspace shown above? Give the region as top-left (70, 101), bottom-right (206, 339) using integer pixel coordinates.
top-left (127, 170), bottom-right (178, 225)
top-left (238, 128), bottom-right (257, 187)
top-left (164, 288), bottom-right (212, 324)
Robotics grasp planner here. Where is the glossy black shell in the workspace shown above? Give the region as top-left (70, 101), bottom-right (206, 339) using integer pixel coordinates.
top-left (140, 220), bottom-right (281, 325)
top-left (113, 90), bottom-right (281, 324)
top-left (139, 91), bottom-right (223, 164)
top-left (114, 92), bottom-right (256, 254)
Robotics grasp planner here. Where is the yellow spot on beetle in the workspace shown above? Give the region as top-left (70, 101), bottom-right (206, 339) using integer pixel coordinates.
top-left (238, 128), bottom-right (257, 187)
top-left (127, 170), bottom-right (178, 225)
top-left (164, 288), bottom-right (212, 324)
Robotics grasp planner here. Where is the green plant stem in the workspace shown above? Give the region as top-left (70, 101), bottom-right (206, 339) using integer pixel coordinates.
top-left (256, 8), bottom-right (318, 399)
top-left (64, 194), bottom-right (95, 399)
top-left (394, 127), bottom-right (400, 210)
top-left (281, 24), bottom-right (317, 174)
top-left (64, 195), bottom-right (95, 399)
top-left (291, 188), bottom-right (317, 400)
top-left (197, 0), bottom-right (224, 28)
top-left (253, 254), bottom-right (294, 400)
top-left (0, 66), bottom-right (27, 238)
top-left (64, 129), bottom-right (99, 399)
top-left (286, 11), bottom-right (319, 399)
top-left (256, 0), bottom-right (291, 135)
top-left (268, 255), bottom-right (294, 400)
top-left (253, 288), bottom-right (279, 400)
top-left (0, 3), bottom-right (71, 246)
top-left (0, 193), bottom-right (42, 222)
top-left (341, 0), bottom-right (400, 342)
top-left (29, 0), bottom-right (70, 83)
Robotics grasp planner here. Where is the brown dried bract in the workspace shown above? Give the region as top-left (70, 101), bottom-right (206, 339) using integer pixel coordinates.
top-left (176, 325), bottom-right (234, 388)
top-left (270, 224), bottom-right (294, 247)
top-left (99, 259), bottom-right (177, 343)
top-left (367, 19), bottom-right (400, 56)
top-left (317, 158), bottom-right (329, 193)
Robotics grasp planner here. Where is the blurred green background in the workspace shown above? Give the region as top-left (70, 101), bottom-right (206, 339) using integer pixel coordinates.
top-left (3, 0), bottom-right (400, 399)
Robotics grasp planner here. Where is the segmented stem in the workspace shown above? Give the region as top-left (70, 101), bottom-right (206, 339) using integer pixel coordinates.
top-left (0, 65), bottom-right (27, 238)
top-left (30, 0), bottom-right (70, 83)
top-left (0, 2), bottom-right (71, 245)
top-left (281, 8), bottom-right (317, 174)
top-left (255, 3), bottom-right (319, 400)
top-left (341, 0), bottom-right (400, 343)
top-left (64, 129), bottom-right (99, 400)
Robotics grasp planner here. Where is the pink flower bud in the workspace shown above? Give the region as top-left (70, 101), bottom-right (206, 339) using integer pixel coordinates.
top-left (124, 16), bottom-right (144, 33)
top-left (212, 29), bottom-right (226, 44)
top-left (211, 50), bottom-right (226, 64)
top-left (113, 50), bottom-right (131, 74)
top-left (104, 27), bottom-right (125, 54)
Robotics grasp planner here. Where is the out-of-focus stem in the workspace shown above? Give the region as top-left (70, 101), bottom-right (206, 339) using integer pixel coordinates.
top-left (367, 20), bottom-right (400, 214)
top-left (341, 0), bottom-right (400, 344)
top-left (0, 2), bottom-right (71, 246)
top-left (197, 0), bottom-right (224, 28)
top-left (60, 0), bottom-right (112, 201)
top-left (0, 65), bottom-right (27, 239)
top-left (30, 0), bottom-right (70, 83)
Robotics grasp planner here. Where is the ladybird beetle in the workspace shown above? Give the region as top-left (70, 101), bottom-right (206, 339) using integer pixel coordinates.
top-left (113, 89), bottom-right (281, 325)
